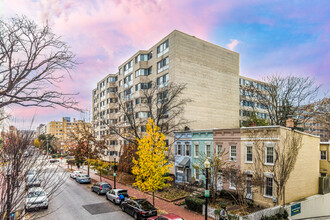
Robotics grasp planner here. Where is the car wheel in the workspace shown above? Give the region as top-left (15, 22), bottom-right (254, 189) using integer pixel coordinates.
top-left (45, 205), bottom-right (48, 209)
top-left (91, 188), bottom-right (94, 192)
top-left (97, 190), bottom-right (100, 195)
top-left (134, 212), bottom-right (138, 220)
top-left (106, 195), bottom-right (109, 200)
top-left (121, 205), bottom-right (125, 211)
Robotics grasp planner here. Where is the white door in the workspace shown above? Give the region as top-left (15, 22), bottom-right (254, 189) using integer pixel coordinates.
top-left (246, 174), bottom-right (253, 199)
top-left (217, 175), bottom-right (223, 191)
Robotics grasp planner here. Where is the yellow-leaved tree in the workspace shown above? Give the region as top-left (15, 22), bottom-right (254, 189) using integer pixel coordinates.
top-left (132, 118), bottom-right (172, 206)
top-left (34, 138), bottom-right (41, 148)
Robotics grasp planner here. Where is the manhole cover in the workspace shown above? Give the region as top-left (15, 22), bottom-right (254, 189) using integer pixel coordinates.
top-left (82, 202), bottom-right (116, 215)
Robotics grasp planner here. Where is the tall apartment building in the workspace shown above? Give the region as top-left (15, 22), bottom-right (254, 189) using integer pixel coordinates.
top-left (93, 30), bottom-right (240, 161)
top-left (239, 76), bottom-right (269, 125)
top-left (46, 117), bottom-right (90, 143)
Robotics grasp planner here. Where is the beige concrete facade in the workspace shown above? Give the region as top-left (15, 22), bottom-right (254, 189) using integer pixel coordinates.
top-left (92, 30), bottom-right (240, 161)
top-left (320, 142), bottom-right (330, 176)
top-left (46, 117), bottom-right (90, 142)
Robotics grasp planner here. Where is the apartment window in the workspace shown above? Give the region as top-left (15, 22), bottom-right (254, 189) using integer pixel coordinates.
top-left (135, 112), bottom-right (150, 119)
top-left (157, 57), bottom-right (169, 73)
top-left (157, 74), bottom-right (169, 88)
top-left (195, 168), bottom-right (199, 180)
top-left (119, 80), bottom-right (122, 87)
top-left (246, 143), bottom-right (253, 163)
top-left (157, 39), bottom-right (169, 57)
top-left (216, 145), bottom-right (222, 156)
top-left (135, 97), bottom-right (151, 105)
top-left (140, 126), bottom-right (146, 132)
top-left (119, 68), bottom-right (122, 75)
top-left (230, 173), bottom-right (236, 189)
top-left (135, 82), bottom-right (152, 91)
top-left (321, 151), bottom-right (327, 160)
top-left (177, 144), bottom-right (182, 156)
top-left (195, 144), bottom-right (199, 157)
top-left (206, 145), bottom-right (211, 158)
top-left (135, 67), bottom-right (152, 77)
top-left (230, 145), bottom-right (237, 161)
top-left (135, 54), bottom-right (148, 63)
top-left (157, 90), bottom-right (168, 103)
top-left (148, 51), bottom-right (153, 59)
top-left (264, 177), bottom-right (273, 197)
top-left (124, 60), bottom-right (133, 74)
top-left (265, 143), bottom-right (274, 165)
top-left (185, 142), bottom-right (191, 156)
top-left (107, 87), bottom-right (117, 93)
top-left (107, 76), bottom-right (117, 83)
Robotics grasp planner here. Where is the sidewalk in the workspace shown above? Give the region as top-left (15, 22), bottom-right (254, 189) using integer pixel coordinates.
top-left (62, 163), bottom-right (211, 220)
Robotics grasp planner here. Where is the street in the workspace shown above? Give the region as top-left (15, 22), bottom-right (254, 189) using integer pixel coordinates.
top-left (30, 169), bottom-right (132, 220)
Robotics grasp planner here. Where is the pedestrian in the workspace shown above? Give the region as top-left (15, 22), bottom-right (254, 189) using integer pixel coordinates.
top-left (119, 194), bottom-right (125, 204)
top-left (77, 163), bottom-right (80, 170)
top-left (220, 206), bottom-right (228, 220)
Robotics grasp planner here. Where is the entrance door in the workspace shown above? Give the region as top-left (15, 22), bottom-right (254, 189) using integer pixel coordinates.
top-left (246, 174), bottom-right (253, 199)
top-left (217, 175), bottom-right (223, 191)
top-left (185, 168), bottom-right (191, 183)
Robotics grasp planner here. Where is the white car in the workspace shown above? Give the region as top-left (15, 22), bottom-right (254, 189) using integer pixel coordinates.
top-left (25, 187), bottom-right (48, 211)
top-left (106, 189), bottom-right (129, 205)
top-left (70, 171), bottom-right (82, 179)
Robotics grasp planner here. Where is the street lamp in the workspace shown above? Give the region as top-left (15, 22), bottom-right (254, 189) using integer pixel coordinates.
top-left (113, 157), bottom-right (116, 189)
top-left (204, 158), bottom-right (211, 220)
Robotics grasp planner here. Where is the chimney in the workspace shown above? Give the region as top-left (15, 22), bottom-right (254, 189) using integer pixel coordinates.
top-left (286, 116), bottom-right (294, 129)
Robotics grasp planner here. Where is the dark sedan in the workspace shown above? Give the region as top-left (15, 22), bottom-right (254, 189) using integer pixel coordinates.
top-left (91, 182), bottom-right (112, 195)
top-left (120, 199), bottom-right (157, 220)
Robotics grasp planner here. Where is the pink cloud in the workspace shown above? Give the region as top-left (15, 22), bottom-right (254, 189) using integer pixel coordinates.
top-left (227, 39), bottom-right (239, 50)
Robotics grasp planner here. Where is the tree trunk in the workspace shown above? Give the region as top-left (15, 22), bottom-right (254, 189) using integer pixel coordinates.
top-left (100, 169), bottom-right (102, 181)
top-left (88, 162), bottom-right (90, 176)
top-left (153, 192), bottom-right (155, 207)
top-left (283, 186), bottom-right (286, 206)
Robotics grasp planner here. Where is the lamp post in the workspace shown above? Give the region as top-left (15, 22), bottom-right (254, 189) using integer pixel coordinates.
top-left (113, 157), bottom-right (116, 189)
top-left (204, 158), bottom-right (210, 220)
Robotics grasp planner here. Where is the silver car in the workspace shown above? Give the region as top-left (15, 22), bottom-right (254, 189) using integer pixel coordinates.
top-left (106, 189), bottom-right (129, 205)
top-left (26, 175), bottom-right (41, 190)
top-left (70, 171), bottom-right (82, 179)
top-left (25, 187), bottom-right (48, 211)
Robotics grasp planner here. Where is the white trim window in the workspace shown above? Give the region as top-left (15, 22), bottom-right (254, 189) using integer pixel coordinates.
top-left (216, 145), bottom-right (222, 156)
top-left (245, 143), bottom-right (253, 163)
top-left (177, 144), bottom-right (182, 156)
top-left (265, 142), bottom-right (275, 165)
top-left (230, 145), bottom-right (237, 161)
top-left (195, 168), bottom-right (200, 180)
top-left (206, 145), bottom-right (211, 158)
top-left (321, 151), bottom-right (327, 160)
top-left (264, 175), bottom-right (273, 197)
top-left (195, 144), bottom-right (199, 158)
top-left (185, 142), bottom-right (191, 156)
top-left (230, 172), bottom-right (236, 190)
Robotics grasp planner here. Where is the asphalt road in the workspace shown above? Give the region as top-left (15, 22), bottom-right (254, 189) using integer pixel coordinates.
top-left (29, 170), bottom-right (132, 220)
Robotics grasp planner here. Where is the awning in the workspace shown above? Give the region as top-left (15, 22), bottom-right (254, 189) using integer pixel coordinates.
top-left (178, 157), bottom-right (190, 167)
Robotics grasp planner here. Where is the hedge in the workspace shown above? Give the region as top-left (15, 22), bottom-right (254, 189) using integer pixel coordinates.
top-left (185, 196), bottom-right (205, 213)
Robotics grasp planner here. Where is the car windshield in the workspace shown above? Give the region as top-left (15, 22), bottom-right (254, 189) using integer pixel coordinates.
top-left (27, 176), bottom-right (38, 182)
top-left (102, 184), bottom-right (111, 188)
top-left (138, 200), bottom-right (154, 210)
top-left (81, 174), bottom-right (89, 178)
top-left (27, 170), bottom-right (36, 175)
top-left (28, 191), bottom-right (45, 198)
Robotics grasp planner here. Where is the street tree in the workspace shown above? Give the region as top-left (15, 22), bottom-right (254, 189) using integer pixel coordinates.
top-left (87, 159), bottom-right (110, 182)
top-left (0, 16), bottom-right (79, 111)
top-left (242, 74), bottom-right (321, 127)
top-left (100, 82), bottom-right (191, 172)
top-left (68, 122), bottom-right (107, 175)
top-left (132, 118), bottom-right (172, 206)
top-left (0, 130), bottom-right (66, 219)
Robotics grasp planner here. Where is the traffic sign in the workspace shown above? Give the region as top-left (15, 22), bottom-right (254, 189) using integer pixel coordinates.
top-left (205, 190), bottom-right (210, 197)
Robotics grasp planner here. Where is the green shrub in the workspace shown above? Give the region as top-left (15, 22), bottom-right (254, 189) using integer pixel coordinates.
top-left (185, 196), bottom-right (205, 213)
top-left (218, 201), bottom-right (227, 209)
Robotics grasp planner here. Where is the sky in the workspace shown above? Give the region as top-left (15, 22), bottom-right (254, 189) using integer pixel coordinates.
top-left (1, 0), bottom-right (329, 129)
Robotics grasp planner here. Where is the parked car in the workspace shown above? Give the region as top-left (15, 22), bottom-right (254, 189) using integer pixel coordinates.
top-left (26, 175), bottom-right (41, 190)
top-left (106, 189), bottom-right (129, 204)
top-left (26, 169), bottom-right (37, 178)
top-left (120, 199), bottom-right (157, 220)
top-left (91, 182), bottom-right (112, 195)
top-left (50, 158), bottom-right (59, 163)
top-left (148, 213), bottom-right (184, 220)
top-left (76, 174), bottom-right (91, 184)
top-left (25, 187), bottom-right (48, 211)
top-left (70, 171), bottom-right (82, 179)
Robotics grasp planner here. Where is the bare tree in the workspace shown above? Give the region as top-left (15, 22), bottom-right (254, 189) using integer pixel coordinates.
top-left (0, 16), bottom-right (79, 110)
top-left (0, 129), bottom-right (66, 219)
top-left (242, 74), bottom-right (321, 127)
top-left (97, 81), bottom-right (191, 171)
top-left (68, 122), bottom-right (107, 176)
